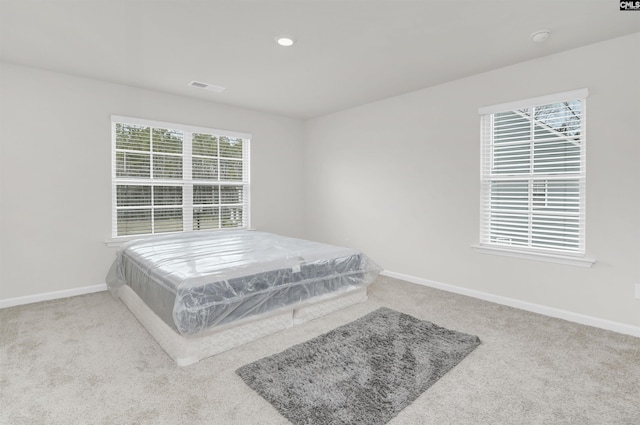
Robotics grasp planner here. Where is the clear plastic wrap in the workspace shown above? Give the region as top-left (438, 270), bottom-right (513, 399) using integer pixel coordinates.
top-left (106, 230), bottom-right (381, 336)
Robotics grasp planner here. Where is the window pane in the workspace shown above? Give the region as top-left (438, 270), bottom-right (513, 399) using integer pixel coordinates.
top-left (193, 133), bottom-right (218, 157)
top-left (153, 154), bottom-right (183, 179)
top-left (490, 181), bottom-right (529, 212)
top-left (493, 110), bottom-right (531, 144)
top-left (116, 152), bottom-right (150, 178)
top-left (193, 207), bottom-right (219, 230)
top-left (117, 209), bottom-right (151, 236)
top-left (193, 185), bottom-right (219, 205)
top-left (115, 123), bottom-right (150, 152)
top-left (532, 181), bottom-right (547, 207)
top-left (117, 185), bottom-right (151, 207)
top-left (193, 157), bottom-right (218, 180)
top-left (533, 101), bottom-right (582, 140)
top-left (532, 180), bottom-right (580, 214)
top-left (488, 212), bottom-right (530, 247)
top-left (219, 136), bottom-right (243, 159)
top-left (221, 206), bottom-right (243, 228)
top-left (533, 140), bottom-right (581, 174)
top-left (492, 143), bottom-right (530, 174)
top-left (220, 186), bottom-right (243, 204)
top-left (220, 159), bottom-right (243, 181)
top-left (531, 215), bottom-right (580, 251)
top-left (154, 208), bottom-right (183, 233)
top-left (153, 186), bottom-right (182, 206)
top-left (152, 128), bottom-right (183, 154)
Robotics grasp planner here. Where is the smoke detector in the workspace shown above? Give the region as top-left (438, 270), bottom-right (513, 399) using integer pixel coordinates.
top-left (531, 30), bottom-right (550, 43)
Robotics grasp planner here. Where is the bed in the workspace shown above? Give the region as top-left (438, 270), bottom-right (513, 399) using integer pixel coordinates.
top-left (106, 230), bottom-right (381, 366)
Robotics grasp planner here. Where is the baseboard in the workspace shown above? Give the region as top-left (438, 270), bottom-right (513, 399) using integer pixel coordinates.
top-left (0, 284), bottom-right (108, 309)
top-left (381, 270), bottom-right (640, 338)
top-left (4, 274), bottom-right (638, 339)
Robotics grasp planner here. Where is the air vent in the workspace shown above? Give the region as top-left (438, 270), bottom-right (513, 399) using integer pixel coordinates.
top-left (188, 81), bottom-right (225, 92)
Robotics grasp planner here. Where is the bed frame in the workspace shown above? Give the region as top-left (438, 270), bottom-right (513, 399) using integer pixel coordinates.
top-left (117, 284), bottom-right (368, 366)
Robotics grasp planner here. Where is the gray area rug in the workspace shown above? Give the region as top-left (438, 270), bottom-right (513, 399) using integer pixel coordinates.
top-left (236, 307), bottom-right (481, 425)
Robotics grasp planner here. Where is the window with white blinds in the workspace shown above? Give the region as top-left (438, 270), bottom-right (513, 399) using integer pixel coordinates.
top-left (479, 89), bottom-right (587, 256)
top-left (111, 115), bottom-right (250, 238)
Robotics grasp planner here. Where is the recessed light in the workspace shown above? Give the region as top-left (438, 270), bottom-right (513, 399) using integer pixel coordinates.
top-left (531, 30), bottom-right (550, 43)
top-left (188, 81), bottom-right (225, 92)
top-left (275, 34), bottom-right (296, 47)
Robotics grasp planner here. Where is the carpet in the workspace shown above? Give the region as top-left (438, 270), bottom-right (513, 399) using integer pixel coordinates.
top-left (236, 307), bottom-right (481, 425)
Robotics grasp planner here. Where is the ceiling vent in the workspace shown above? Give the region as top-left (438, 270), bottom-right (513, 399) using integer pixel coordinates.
top-left (188, 81), bottom-right (225, 92)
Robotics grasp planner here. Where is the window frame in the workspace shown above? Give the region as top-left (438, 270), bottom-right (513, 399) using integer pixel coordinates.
top-left (472, 89), bottom-right (595, 267)
top-left (109, 115), bottom-right (251, 243)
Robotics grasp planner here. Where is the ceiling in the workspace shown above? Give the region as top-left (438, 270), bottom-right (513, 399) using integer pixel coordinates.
top-left (1, 0), bottom-right (638, 119)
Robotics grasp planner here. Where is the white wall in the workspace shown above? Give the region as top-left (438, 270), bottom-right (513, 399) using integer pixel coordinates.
top-left (2, 34), bottom-right (639, 331)
top-left (303, 33), bottom-right (640, 328)
top-left (0, 62), bottom-right (306, 300)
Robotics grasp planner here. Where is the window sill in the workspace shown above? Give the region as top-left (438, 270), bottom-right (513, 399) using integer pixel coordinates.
top-left (105, 228), bottom-right (256, 248)
top-left (471, 244), bottom-right (595, 268)
top-left (105, 230), bottom-right (195, 248)
top-left (105, 235), bottom-right (147, 248)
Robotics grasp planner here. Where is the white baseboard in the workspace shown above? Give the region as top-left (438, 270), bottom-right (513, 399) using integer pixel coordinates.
top-left (381, 270), bottom-right (640, 338)
top-left (3, 273), bottom-right (639, 339)
top-left (0, 284), bottom-right (108, 309)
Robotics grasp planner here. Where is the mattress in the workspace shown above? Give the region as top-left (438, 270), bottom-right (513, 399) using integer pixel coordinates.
top-left (106, 230), bottom-right (380, 336)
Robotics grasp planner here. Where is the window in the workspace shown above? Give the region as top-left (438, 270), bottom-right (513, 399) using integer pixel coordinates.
top-left (111, 115), bottom-right (250, 238)
top-left (477, 89), bottom-right (589, 261)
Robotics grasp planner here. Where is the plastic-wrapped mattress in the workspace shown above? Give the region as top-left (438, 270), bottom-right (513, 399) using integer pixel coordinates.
top-left (106, 230), bottom-right (380, 336)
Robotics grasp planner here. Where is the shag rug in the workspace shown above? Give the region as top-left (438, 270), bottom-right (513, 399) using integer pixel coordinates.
top-left (236, 307), bottom-right (481, 425)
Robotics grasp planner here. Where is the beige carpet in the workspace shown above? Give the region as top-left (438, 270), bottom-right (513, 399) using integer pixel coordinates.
top-left (1, 276), bottom-right (639, 424)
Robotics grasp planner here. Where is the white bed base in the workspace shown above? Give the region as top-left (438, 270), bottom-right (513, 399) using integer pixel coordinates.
top-left (117, 285), bottom-right (368, 366)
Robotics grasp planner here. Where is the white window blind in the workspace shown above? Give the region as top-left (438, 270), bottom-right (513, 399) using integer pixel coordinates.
top-left (111, 115), bottom-right (250, 238)
top-left (479, 89), bottom-right (587, 256)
